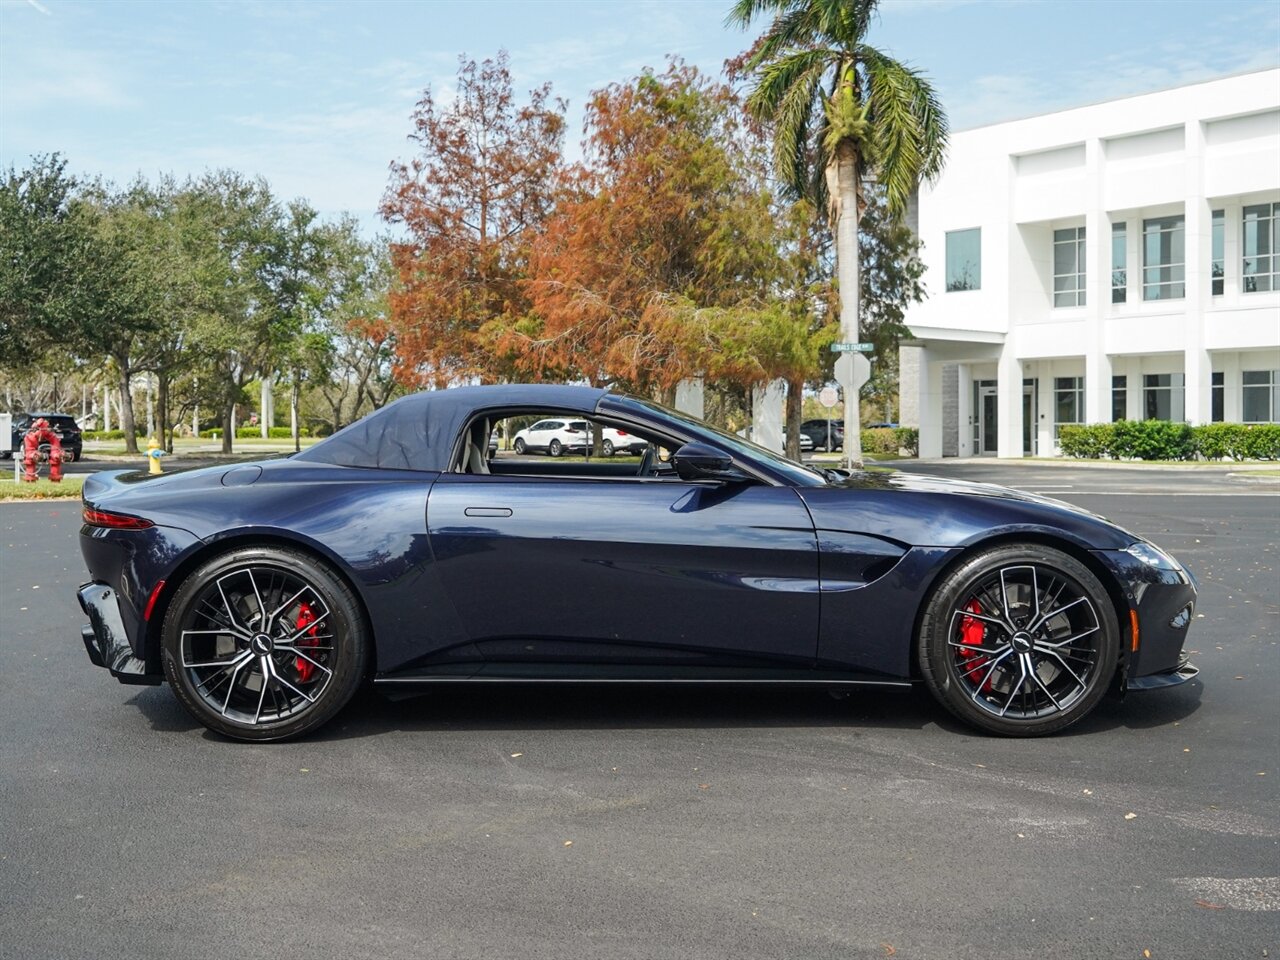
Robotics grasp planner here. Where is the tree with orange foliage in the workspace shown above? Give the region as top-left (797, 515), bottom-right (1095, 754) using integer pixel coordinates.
top-left (510, 61), bottom-right (783, 398)
top-left (381, 52), bottom-right (565, 387)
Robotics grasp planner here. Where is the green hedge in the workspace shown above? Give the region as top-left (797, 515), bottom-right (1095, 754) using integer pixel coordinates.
top-left (82, 429), bottom-right (141, 441)
top-left (197, 426), bottom-right (309, 439)
top-left (894, 427), bottom-right (919, 457)
top-left (860, 428), bottom-right (898, 455)
top-left (1058, 421), bottom-right (1280, 461)
top-left (860, 426), bottom-right (919, 457)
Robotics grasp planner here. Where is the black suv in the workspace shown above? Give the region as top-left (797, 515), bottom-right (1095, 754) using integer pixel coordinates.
top-left (5, 412), bottom-right (83, 462)
top-left (799, 418), bottom-right (844, 452)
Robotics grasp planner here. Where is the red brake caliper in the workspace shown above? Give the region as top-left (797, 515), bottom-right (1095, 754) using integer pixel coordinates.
top-left (957, 599), bottom-right (994, 691)
top-left (294, 602), bottom-right (320, 682)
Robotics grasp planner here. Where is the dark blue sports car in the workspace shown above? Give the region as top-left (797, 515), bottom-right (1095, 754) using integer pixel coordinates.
top-left (77, 384), bottom-right (1198, 741)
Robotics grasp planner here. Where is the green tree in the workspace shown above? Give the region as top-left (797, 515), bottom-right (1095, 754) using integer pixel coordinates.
top-left (0, 155), bottom-right (93, 370)
top-left (729, 0), bottom-right (947, 465)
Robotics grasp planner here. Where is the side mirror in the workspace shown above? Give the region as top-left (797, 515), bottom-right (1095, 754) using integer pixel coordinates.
top-left (672, 442), bottom-right (743, 482)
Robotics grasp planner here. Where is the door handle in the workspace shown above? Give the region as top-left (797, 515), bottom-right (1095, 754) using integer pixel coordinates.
top-left (464, 507), bottom-right (513, 518)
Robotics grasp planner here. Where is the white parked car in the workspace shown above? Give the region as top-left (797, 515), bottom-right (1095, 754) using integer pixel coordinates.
top-left (511, 419), bottom-right (647, 457)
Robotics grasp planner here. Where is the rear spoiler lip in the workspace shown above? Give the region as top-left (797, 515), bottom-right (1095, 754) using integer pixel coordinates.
top-left (80, 469), bottom-right (144, 508)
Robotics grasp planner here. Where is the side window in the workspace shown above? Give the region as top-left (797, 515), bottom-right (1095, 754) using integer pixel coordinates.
top-left (531, 420), bottom-right (551, 431)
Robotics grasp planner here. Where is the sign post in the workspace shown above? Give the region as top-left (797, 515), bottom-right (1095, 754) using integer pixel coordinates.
top-left (818, 387), bottom-right (838, 453)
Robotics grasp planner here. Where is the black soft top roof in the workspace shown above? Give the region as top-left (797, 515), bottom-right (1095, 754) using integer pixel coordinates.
top-left (295, 384), bottom-right (608, 472)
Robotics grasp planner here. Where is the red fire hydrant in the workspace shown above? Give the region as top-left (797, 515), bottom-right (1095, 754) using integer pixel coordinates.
top-left (22, 418), bottom-right (63, 483)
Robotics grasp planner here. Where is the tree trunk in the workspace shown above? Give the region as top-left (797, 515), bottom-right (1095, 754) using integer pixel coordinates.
top-left (785, 376), bottom-right (803, 461)
top-left (221, 395), bottom-right (235, 454)
top-left (291, 374), bottom-right (301, 454)
top-left (116, 362), bottom-right (140, 455)
top-left (157, 374), bottom-right (171, 453)
top-left (831, 142), bottom-right (863, 469)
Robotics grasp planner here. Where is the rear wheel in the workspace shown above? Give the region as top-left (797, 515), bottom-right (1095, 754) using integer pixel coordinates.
top-left (602, 439), bottom-right (614, 456)
top-left (918, 544), bottom-right (1119, 737)
top-left (161, 545), bottom-right (368, 742)
top-left (549, 439), bottom-right (563, 457)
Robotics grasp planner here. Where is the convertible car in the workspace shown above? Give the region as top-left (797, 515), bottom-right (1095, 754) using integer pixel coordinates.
top-left (77, 385), bottom-right (1198, 742)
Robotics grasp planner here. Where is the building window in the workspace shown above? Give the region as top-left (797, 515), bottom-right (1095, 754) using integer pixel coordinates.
top-left (1053, 226), bottom-right (1086, 307)
top-left (1242, 370), bottom-right (1280, 423)
top-left (1211, 209), bottom-right (1224, 296)
top-left (1242, 203), bottom-right (1278, 293)
top-left (1212, 371), bottom-right (1224, 423)
top-left (1143, 373), bottom-right (1186, 421)
top-left (945, 228), bottom-right (981, 292)
top-left (1112, 375), bottom-right (1127, 421)
top-left (1112, 222), bottom-right (1127, 304)
top-left (1054, 376), bottom-right (1084, 439)
top-left (1143, 215), bottom-right (1185, 301)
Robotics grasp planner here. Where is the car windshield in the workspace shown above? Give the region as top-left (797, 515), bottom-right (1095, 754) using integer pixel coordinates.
top-left (619, 396), bottom-right (827, 486)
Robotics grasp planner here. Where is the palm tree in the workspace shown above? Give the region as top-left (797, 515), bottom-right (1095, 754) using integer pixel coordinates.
top-left (728, 0), bottom-right (947, 467)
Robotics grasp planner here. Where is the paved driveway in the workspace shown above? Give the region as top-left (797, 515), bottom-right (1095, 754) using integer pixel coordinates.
top-left (1, 484), bottom-right (1276, 960)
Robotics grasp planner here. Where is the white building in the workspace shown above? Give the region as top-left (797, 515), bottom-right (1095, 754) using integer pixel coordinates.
top-left (900, 68), bottom-right (1280, 458)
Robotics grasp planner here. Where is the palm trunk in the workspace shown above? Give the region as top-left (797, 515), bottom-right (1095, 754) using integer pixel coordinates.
top-left (832, 143), bottom-right (863, 469)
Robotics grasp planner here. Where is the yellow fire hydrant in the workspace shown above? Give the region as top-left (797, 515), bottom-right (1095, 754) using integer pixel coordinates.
top-left (146, 436), bottom-right (165, 475)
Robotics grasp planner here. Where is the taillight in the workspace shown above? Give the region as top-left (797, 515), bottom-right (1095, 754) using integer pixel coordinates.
top-left (82, 507), bottom-right (153, 529)
top-left (617, 430), bottom-right (628, 436)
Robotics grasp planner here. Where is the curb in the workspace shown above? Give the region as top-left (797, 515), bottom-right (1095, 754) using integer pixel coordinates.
top-left (1226, 472), bottom-right (1280, 485)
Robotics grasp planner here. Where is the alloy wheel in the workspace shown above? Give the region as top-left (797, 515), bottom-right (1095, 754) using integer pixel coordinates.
top-left (948, 563), bottom-right (1101, 720)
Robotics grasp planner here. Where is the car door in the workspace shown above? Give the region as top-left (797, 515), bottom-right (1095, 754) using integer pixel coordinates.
top-left (426, 472), bottom-right (820, 669)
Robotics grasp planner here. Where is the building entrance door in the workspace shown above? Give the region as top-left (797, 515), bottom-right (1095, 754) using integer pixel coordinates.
top-left (973, 381), bottom-right (998, 455)
top-left (1023, 379), bottom-right (1038, 456)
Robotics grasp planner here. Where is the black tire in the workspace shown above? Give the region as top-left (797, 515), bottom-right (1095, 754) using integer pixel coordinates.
top-left (602, 439), bottom-right (614, 457)
top-left (63, 448), bottom-right (77, 463)
top-left (161, 545), bottom-right (369, 742)
top-left (918, 543), bottom-right (1119, 737)
top-left (549, 439), bottom-right (562, 457)
top-left (513, 438), bottom-right (526, 455)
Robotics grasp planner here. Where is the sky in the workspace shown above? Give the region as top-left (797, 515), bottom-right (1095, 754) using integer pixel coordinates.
top-left (2, 0), bottom-right (1278, 233)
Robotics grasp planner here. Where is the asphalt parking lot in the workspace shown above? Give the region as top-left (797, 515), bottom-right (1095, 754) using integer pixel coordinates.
top-left (1, 470), bottom-right (1277, 960)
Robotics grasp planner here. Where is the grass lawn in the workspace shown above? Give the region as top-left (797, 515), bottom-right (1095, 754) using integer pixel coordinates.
top-left (0, 475), bottom-right (85, 500)
top-left (84, 435), bottom-right (322, 458)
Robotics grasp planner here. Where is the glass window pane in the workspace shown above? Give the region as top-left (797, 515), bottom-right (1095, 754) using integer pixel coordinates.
top-left (1054, 238), bottom-right (1076, 276)
top-left (1243, 370), bottom-right (1271, 385)
top-left (1243, 387), bottom-right (1270, 422)
top-left (946, 229), bottom-right (981, 292)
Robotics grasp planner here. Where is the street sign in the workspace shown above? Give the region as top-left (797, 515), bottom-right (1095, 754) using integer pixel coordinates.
top-left (830, 342), bottom-right (875, 353)
top-left (834, 353), bottom-right (871, 391)
top-left (818, 386), bottom-right (839, 408)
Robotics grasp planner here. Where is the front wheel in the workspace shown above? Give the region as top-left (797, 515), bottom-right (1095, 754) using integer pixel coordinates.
top-left (513, 438), bottom-right (527, 455)
top-left (918, 544), bottom-right (1119, 737)
top-left (161, 545), bottom-right (369, 742)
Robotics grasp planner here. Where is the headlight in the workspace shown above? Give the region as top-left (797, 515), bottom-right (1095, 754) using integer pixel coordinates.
top-left (1124, 540), bottom-right (1182, 572)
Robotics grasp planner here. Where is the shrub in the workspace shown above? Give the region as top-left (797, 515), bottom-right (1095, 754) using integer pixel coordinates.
top-left (860, 427), bottom-right (898, 455)
top-left (1191, 423), bottom-right (1234, 460)
top-left (1110, 419), bottom-right (1194, 460)
top-left (1058, 423), bottom-right (1114, 459)
top-left (1235, 423), bottom-right (1280, 460)
top-left (233, 426), bottom-right (308, 439)
top-left (893, 426), bottom-right (919, 457)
